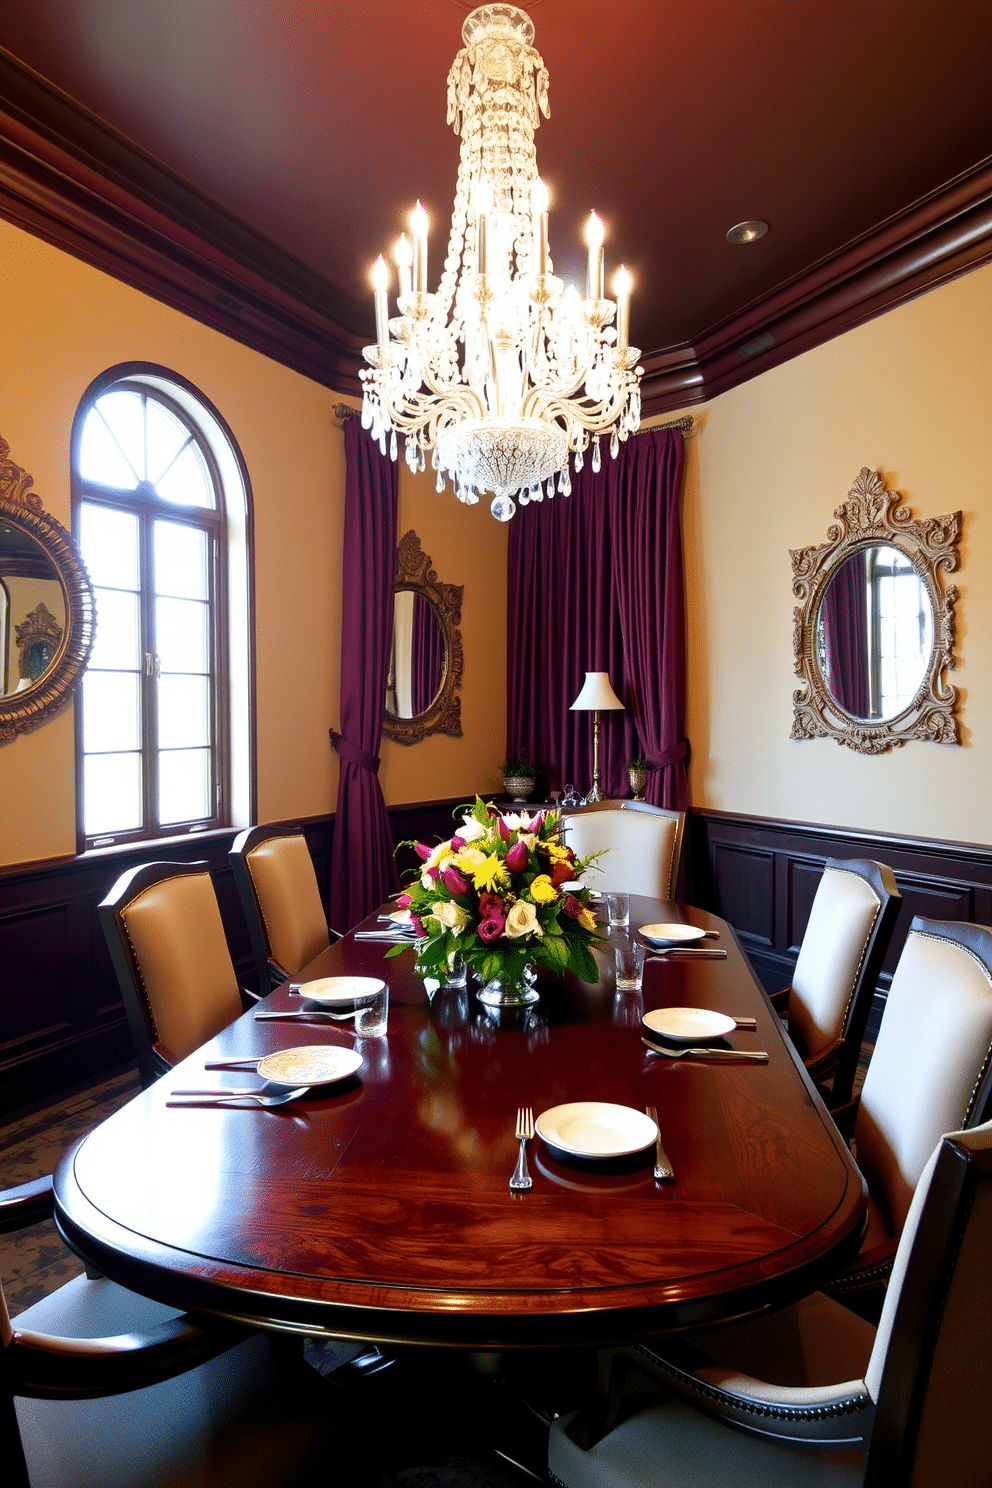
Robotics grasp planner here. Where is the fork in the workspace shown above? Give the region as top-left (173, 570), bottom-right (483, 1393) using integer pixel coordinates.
top-left (646, 1104), bottom-right (674, 1181)
top-left (166, 1085), bottom-right (310, 1108)
top-left (255, 1008), bottom-right (356, 1022)
top-left (641, 1038), bottom-right (768, 1062)
top-left (510, 1106), bottom-right (534, 1191)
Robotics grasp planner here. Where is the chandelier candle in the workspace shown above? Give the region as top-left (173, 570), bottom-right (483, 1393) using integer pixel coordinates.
top-left (361, 3), bottom-right (643, 522)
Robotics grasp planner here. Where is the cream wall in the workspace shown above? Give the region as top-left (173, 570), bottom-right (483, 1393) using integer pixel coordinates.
top-left (682, 261), bottom-right (992, 845)
top-left (0, 219), bottom-right (506, 866)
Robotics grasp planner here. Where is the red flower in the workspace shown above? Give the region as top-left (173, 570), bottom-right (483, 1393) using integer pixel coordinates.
top-left (450, 834), bottom-right (466, 851)
top-left (410, 914), bottom-right (426, 937)
top-left (550, 858), bottom-right (576, 888)
top-left (478, 893), bottom-right (505, 919)
top-left (441, 865), bottom-right (470, 895)
top-left (562, 895), bottom-right (584, 918)
top-left (478, 915), bottom-right (506, 942)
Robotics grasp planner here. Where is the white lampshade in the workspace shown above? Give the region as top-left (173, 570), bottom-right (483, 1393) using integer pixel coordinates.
top-left (569, 671), bottom-right (625, 712)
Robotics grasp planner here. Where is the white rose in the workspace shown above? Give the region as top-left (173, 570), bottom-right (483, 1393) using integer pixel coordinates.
top-left (432, 901), bottom-right (469, 932)
top-left (505, 900), bottom-right (543, 939)
top-left (455, 845), bottom-right (487, 872)
top-left (458, 816), bottom-right (488, 843)
top-left (517, 832), bottom-right (538, 852)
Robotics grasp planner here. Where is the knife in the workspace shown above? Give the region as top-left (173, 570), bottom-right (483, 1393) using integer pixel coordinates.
top-left (645, 947), bottom-right (727, 959)
top-left (641, 1037), bottom-right (769, 1062)
top-left (255, 1008), bottom-right (356, 1022)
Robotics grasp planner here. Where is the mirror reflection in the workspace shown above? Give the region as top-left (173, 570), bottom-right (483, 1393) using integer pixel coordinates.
top-left (816, 544), bottom-right (933, 723)
top-left (0, 521), bottom-right (66, 697)
top-left (386, 589), bottom-right (445, 720)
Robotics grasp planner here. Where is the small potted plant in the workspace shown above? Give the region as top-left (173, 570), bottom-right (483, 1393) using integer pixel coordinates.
top-left (627, 756), bottom-right (649, 801)
top-left (502, 749), bottom-right (540, 803)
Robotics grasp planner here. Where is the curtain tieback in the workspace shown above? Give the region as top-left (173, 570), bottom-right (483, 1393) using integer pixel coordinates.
top-left (649, 738), bottom-right (689, 769)
top-left (330, 728), bottom-right (381, 774)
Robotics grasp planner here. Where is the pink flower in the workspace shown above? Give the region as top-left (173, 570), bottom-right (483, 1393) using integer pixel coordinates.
top-left (505, 841), bottom-right (528, 873)
top-left (397, 893), bottom-right (412, 909)
top-left (422, 868), bottom-right (437, 885)
top-left (449, 834), bottom-right (466, 852)
top-left (531, 812), bottom-right (544, 832)
top-left (414, 842), bottom-right (432, 861)
top-left (478, 893), bottom-right (505, 919)
top-left (562, 894), bottom-right (584, 919)
top-left (410, 914), bottom-right (426, 937)
top-left (478, 915), bottom-right (506, 943)
top-left (441, 865), bottom-right (470, 895)
top-left (497, 815), bottom-right (512, 841)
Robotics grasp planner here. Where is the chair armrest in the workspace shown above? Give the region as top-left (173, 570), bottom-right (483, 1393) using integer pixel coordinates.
top-left (9, 1313), bottom-right (247, 1400)
top-left (768, 985), bottom-right (791, 1015)
top-left (806, 1040), bottom-right (843, 1082)
top-left (821, 1238), bottom-right (897, 1323)
top-left (829, 1096), bottom-right (861, 1140)
top-left (240, 985), bottom-right (263, 1005)
top-left (0, 1175), bottom-right (54, 1235)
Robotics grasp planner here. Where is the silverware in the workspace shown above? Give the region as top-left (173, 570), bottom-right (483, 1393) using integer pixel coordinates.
top-left (733, 1017), bottom-right (758, 1030)
top-left (166, 1085), bottom-right (310, 1108)
top-left (351, 931), bottom-right (413, 942)
top-left (510, 1106), bottom-right (534, 1191)
top-left (204, 1058), bottom-right (261, 1070)
top-left (255, 1008), bottom-right (355, 1022)
top-left (646, 946), bottom-right (727, 959)
top-left (642, 1037), bottom-right (768, 1062)
top-left (646, 1104), bottom-right (674, 1181)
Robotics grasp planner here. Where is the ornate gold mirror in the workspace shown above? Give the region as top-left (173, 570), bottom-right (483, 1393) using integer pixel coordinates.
top-left (383, 529), bottom-right (463, 744)
top-left (0, 435), bottom-right (95, 739)
top-left (791, 468), bottom-right (961, 754)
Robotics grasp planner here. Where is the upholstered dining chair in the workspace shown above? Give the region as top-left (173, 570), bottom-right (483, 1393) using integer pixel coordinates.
top-left (99, 861), bottom-right (252, 1088)
top-left (772, 858), bottom-right (901, 1105)
top-left (229, 824), bottom-right (332, 993)
top-left (549, 1119), bottom-right (992, 1488)
top-left (561, 800), bottom-right (686, 902)
top-left (2, 1170), bottom-right (327, 1488)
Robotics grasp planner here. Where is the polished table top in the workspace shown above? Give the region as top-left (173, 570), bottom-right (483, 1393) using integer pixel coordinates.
top-left (54, 898), bottom-right (867, 1348)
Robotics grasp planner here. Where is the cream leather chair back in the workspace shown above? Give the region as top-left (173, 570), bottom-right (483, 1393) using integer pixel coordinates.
top-left (230, 826), bottom-right (331, 992)
top-left (562, 800), bottom-right (685, 901)
top-left (99, 862), bottom-right (244, 1086)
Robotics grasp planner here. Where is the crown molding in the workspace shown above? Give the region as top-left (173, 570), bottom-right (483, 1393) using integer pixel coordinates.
top-left (0, 46), bottom-right (988, 411)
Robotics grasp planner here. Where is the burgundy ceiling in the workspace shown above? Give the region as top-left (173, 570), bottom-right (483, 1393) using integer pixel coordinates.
top-left (0, 0), bottom-right (990, 384)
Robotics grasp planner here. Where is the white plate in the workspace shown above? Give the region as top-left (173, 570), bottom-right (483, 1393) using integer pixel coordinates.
top-left (389, 908), bottom-right (412, 926)
top-left (293, 976), bottom-right (385, 1006)
top-left (559, 881), bottom-right (602, 901)
top-left (535, 1102), bottom-right (658, 1159)
top-left (256, 1045), bottom-right (363, 1087)
top-left (643, 1007), bottom-right (737, 1043)
top-left (639, 922), bottom-right (707, 946)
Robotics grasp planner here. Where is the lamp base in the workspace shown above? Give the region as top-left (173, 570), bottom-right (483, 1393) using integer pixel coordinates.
top-left (585, 782), bottom-right (605, 802)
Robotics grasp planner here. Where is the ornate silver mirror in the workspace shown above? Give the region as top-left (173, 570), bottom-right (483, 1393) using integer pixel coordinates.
top-left (791, 468), bottom-right (961, 754)
top-left (0, 435), bottom-right (95, 739)
top-left (382, 529), bottom-right (463, 745)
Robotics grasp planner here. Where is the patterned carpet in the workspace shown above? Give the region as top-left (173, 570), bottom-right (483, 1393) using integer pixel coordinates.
top-left (0, 1065), bottom-right (141, 1313)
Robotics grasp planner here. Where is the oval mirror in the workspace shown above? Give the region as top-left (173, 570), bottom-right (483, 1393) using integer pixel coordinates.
top-left (815, 544), bottom-right (934, 723)
top-left (382, 530), bottom-right (463, 745)
top-left (0, 435), bottom-right (95, 739)
top-left (792, 468), bottom-right (960, 753)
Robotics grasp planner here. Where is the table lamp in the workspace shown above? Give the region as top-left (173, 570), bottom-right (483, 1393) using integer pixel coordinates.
top-left (569, 671), bottom-right (625, 802)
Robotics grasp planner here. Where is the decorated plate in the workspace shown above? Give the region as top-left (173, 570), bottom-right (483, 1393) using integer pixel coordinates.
top-left (535, 1102), bottom-right (657, 1159)
top-left (642, 1007), bottom-right (736, 1043)
top-left (256, 1045), bottom-right (363, 1086)
top-left (293, 976), bottom-right (386, 1005)
top-left (639, 922), bottom-right (707, 946)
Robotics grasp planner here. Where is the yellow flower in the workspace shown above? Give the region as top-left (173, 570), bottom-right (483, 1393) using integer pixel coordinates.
top-left (528, 874), bottom-right (558, 904)
top-left (455, 845), bottom-right (487, 872)
top-left (546, 842), bottom-right (570, 862)
top-left (470, 853), bottom-right (508, 893)
top-left (576, 906), bottom-right (597, 932)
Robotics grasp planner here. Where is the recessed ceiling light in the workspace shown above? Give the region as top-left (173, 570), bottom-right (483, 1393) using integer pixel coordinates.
top-left (726, 220), bottom-right (769, 245)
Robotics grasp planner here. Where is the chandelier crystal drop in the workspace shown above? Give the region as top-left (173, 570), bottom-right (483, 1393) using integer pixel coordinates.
top-left (360, 3), bottom-right (642, 522)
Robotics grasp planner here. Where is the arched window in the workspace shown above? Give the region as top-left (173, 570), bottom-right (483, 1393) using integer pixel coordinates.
top-left (72, 368), bottom-right (253, 849)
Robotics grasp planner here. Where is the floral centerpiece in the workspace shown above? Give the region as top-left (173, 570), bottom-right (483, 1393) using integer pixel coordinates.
top-left (391, 797), bottom-right (605, 1006)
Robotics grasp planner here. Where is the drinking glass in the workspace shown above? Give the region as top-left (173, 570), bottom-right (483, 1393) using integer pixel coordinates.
top-left (446, 951), bottom-right (467, 988)
top-left (354, 983), bottom-right (389, 1036)
top-left (607, 891), bottom-right (630, 930)
top-left (615, 941), bottom-right (646, 993)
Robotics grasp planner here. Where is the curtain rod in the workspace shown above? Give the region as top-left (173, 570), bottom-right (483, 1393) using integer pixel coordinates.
top-left (334, 403), bottom-right (695, 436)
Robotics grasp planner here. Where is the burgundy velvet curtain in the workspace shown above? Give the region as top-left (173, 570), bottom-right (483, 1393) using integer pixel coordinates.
top-left (507, 428), bottom-right (688, 808)
top-left (411, 593), bottom-right (444, 715)
top-left (820, 549), bottom-right (871, 717)
top-left (329, 419), bottom-right (399, 933)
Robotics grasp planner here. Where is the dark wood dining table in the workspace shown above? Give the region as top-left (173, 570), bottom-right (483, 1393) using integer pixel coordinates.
top-left (54, 896), bottom-right (867, 1350)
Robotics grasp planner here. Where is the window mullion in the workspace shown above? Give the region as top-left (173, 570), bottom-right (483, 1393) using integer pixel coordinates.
top-left (140, 510), bottom-right (159, 833)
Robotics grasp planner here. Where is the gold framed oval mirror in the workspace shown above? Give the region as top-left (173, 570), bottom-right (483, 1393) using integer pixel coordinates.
top-left (382, 529), bottom-right (463, 745)
top-left (791, 468), bottom-right (961, 754)
top-left (0, 435), bottom-right (95, 739)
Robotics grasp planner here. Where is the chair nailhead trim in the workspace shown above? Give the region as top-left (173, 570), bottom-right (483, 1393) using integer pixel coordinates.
top-left (633, 1343), bottom-right (871, 1422)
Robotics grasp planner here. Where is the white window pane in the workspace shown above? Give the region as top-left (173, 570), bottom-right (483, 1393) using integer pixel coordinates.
top-left (156, 596), bottom-right (208, 673)
top-left (83, 671), bottom-right (141, 752)
top-left (78, 503), bottom-right (139, 590)
top-left (145, 399), bottom-right (190, 487)
top-left (154, 520), bottom-right (207, 600)
top-left (159, 748), bottom-right (210, 824)
top-left (89, 588), bottom-right (141, 670)
top-left (91, 391), bottom-right (146, 481)
top-left (84, 752), bottom-right (142, 836)
top-left (79, 407), bottom-right (140, 489)
top-left (154, 441), bottom-right (214, 509)
top-left (158, 674), bottom-right (209, 747)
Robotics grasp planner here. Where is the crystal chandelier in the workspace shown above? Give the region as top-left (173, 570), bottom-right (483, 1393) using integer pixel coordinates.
top-left (360, 3), bottom-right (642, 522)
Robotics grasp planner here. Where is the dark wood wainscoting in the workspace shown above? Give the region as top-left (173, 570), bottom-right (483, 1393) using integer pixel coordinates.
top-left (0, 798), bottom-right (460, 1114)
top-left (685, 809), bottom-right (992, 999)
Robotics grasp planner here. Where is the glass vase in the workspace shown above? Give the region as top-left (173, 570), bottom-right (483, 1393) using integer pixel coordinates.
top-left (477, 961), bottom-right (539, 1008)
